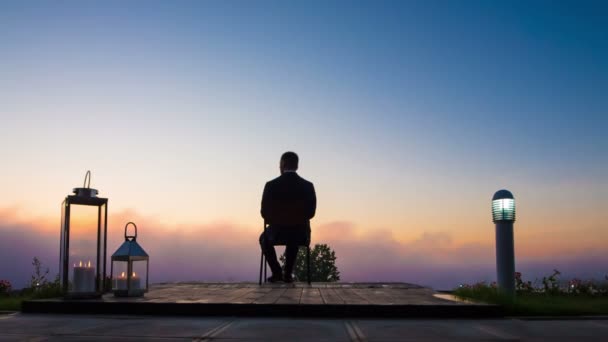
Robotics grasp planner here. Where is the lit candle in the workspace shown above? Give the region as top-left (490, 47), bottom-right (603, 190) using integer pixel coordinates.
top-left (114, 272), bottom-right (140, 290)
top-left (114, 272), bottom-right (128, 290)
top-left (130, 272), bottom-right (141, 290)
top-left (73, 261), bottom-right (95, 292)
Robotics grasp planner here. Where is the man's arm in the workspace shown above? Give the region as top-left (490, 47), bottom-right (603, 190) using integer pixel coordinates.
top-left (261, 182), bottom-right (270, 221)
top-left (307, 183), bottom-right (317, 219)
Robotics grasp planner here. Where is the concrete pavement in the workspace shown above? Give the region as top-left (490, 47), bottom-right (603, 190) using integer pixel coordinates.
top-left (1, 313), bottom-right (607, 341)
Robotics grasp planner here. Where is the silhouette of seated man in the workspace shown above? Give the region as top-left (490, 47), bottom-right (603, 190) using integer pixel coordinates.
top-left (259, 151), bottom-right (316, 283)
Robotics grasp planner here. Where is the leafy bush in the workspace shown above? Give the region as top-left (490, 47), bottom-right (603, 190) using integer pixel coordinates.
top-left (454, 271), bottom-right (608, 316)
top-left (280, 244), bottom-right (340, 282)
top-left (458, 269), bottom-right (608, 297)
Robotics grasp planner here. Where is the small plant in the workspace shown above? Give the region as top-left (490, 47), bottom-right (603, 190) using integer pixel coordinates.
top-left (30, 257), bottom-right (51, 290)
top-left (600, 275), bottom-right (608, 294)
top-left (0, 280), bottom-right (12, 296)
top-left (21, 257), bottom-right (61, 298)
top-left (541, 269), bottom-right (561, 295)
top-left (515, 272), bottom-right (533, 293)
top-left (566, 278), bottom-right (598, 295)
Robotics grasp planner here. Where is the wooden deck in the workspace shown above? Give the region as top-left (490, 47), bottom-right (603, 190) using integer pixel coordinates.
top-left (23, 283), bottom-right (502, 318)
top-left (135, 283), bottom-right (453, 305)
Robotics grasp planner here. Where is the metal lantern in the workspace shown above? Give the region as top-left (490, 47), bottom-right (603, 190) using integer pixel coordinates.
top-left (60, 171), bottom-right (108, 298)
top-left (492, 189), bottom-right (516, 296)
top-left (111, 222), bottom-right (149, 297)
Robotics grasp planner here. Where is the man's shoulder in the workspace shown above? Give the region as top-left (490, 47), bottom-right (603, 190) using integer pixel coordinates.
top-left (266, 173), bottom-right (314, 187)
top-left (293, 174), bottom-right (315, 189)
top-left (266, 175), bottom-right (282, 186)
top-left (299, 176), bottom-right (314, 187)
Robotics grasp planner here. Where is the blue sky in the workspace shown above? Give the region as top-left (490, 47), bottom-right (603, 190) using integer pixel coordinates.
top-left (2, 1), bottom-right (605, 169)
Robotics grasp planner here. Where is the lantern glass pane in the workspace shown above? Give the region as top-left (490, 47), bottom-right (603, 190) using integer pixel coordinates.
top-left (60, 202), bottom-right (66, 286)
top-left (112, 260), bottom-right (128, 291)
top-left (67, 205), bottom-right (99, 293)
top-left (99, 203), bottom-right (107, 287)
top-left (132, 260), bottom-right (148, 291)
top-left (492, 198), bottom-right (515, 221)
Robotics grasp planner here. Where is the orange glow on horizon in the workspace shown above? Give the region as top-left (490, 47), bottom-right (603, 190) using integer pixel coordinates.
top-left (1, 196), bottom-right (607, 271)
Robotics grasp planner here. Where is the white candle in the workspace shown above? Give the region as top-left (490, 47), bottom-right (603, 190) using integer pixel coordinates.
top-left (130, 272), bottom-right (141, 290)
top-left (114, 272), bottom-right (128, 290)
top-left (73, 261), bottom-right (95, 292)
top-left (114, 272), bottom-right (141, 290)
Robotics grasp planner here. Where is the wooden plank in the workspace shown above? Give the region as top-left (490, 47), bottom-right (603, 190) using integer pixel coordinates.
top-left (319, 288), bottom-right (345, 304)
top-left (180, 285), bottom-right (259, 304)
top-left (232, 287), bottom-right (274, 304)
top-left (389, 288), bottom-right (447, 305)
top-left (334, 288), bottom-right (369, 304)
top-left (253, 288), bottom-right (288, 304)
top-left (209, 287), bottom-right (257, 303)
top-left (275, 288), bottom-right (303, 304)
top-left (300, 288), bottom-right (323, 305)
top-left (351, 288), bottom-right (395, 305)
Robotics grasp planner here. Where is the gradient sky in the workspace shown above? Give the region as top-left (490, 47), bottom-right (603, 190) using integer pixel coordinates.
top-left (1, 1), bottom-right (607, 289)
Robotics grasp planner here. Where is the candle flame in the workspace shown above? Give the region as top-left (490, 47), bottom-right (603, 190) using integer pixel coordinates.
top-left (132, 272), bottom-right (136, 277)
top-left (121, 272), bottom-right (125, 277)
top-left (79, 261), bottom-right (82, 267)
top-left (87, 261), bottom-right (91, 268)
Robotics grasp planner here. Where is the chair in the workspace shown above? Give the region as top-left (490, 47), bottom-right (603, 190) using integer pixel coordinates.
top-left (259, 222), bottom-right (311, 285)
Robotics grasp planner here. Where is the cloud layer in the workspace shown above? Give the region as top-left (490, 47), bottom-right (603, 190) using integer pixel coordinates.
top-left (1, 208), bottom-right (606, 290)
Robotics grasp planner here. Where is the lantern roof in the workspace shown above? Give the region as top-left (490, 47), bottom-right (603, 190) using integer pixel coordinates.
top-left (492, 189), bottom-right (514, 201)
top-left (111, 240), bottom-right (149, 261)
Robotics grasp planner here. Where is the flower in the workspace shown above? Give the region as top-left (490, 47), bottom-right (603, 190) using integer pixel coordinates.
top-left (0, 279), bottom-right (12, 295)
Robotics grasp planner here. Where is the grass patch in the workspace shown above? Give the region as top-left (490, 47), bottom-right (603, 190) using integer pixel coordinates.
top-left (0, 287), bottom-right (63, 312)
top-left (454, 286), bottom-right (608, 316)
top-left (0, 296), bottom-right (24, 311)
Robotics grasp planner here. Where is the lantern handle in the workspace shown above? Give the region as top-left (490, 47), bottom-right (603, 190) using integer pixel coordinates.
top-left (83, 170), bottom-right (92, 189)
top-left (125, 222), bottom-right (137, 241)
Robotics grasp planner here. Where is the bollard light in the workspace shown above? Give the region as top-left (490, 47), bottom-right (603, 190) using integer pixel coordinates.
top-left (492, 189), bottom-right (516, 296)
top-left (492, 190), bottom-right (515, 222)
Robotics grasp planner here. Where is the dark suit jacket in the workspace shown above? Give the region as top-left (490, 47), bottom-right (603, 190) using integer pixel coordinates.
top-left (261, 172), bottom-right (316, 229)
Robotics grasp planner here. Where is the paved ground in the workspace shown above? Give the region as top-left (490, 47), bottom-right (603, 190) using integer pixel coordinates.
top-left (1, 313), bottom-right (607, 341)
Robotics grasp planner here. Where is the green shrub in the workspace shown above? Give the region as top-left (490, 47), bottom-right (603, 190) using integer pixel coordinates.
top-left (455, 270), bottom-right (608, 315)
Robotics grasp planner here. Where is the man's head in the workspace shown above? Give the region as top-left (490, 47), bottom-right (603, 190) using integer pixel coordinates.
top-left (280, 151), bottom-right (299, 174)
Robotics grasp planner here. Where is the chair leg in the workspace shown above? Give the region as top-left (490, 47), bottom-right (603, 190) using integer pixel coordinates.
top-left (307, 246), bottom-right (311, 285)
top-left (264, 257), bottom-right (267, 282)
top-left (259, 249), bottom-right (264, 285)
